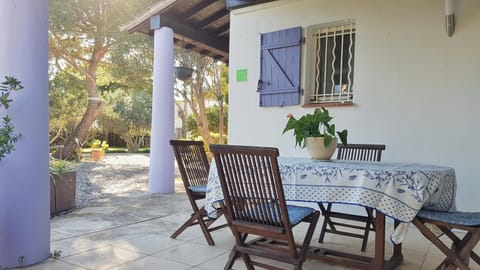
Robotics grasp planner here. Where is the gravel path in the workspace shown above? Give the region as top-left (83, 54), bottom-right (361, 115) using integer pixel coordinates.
top-left (75, 153), bottom-right (157, 208)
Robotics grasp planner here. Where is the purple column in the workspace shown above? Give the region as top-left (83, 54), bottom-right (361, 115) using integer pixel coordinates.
top-left (0, 0), bottom-right (50, 267)
top-left (149, 25), bottom-right (175, 193)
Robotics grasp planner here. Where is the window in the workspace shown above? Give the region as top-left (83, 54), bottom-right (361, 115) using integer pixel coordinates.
top-left (305, 21), bottom-right (355, 105)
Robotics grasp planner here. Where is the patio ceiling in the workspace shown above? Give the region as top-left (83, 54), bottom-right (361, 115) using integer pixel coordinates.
top-left (121, 0), bottom-right (277, 63)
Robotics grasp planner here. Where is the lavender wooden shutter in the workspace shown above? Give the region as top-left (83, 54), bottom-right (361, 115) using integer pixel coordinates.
top-left (259, 26), bottom-right (302, 107)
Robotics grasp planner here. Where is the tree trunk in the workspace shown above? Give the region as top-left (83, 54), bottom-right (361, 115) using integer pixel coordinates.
top-left (182, 100), bottom-right (188, 138)
top-left (195, 102), bottom-right (213, 145)
top-left (122, 134), bottom-right (138, 152)
top-left (53, 100), bottom-right (104, 159)
top-left (219, 100), bottom-right (224, 143)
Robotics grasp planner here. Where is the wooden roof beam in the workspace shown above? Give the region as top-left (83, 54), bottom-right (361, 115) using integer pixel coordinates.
top-left (199, 9), bottom-right (229, 29)
top-left (213, 23), bottom-right (230, 37)
top-left (162, 14), bottom-right (229, 56)
top-left (183, 0), bottom-right (218, 21)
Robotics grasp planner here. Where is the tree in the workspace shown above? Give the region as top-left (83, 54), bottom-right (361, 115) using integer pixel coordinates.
top-left (49, 0), bottom-right (154, 159)
top-left (206, 62), bottom-right (228, 143)
top-left (100, 89), bottom-right (152, 152)
top-left (187, 105), bottom-right (228, 142)
top-left (174, 49), bottom-right (228, 147)
top-left (49, 69), bottom-right (87, 146)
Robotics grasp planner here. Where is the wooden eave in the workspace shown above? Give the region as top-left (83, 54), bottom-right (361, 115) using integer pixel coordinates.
top-left (121, 0), bottom-right (280, 63)
top-left (121, 0), bottom-right (230, 62)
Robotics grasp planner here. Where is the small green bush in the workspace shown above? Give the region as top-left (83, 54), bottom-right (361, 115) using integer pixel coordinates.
top-left (50, 159), bottom-right (73, 174)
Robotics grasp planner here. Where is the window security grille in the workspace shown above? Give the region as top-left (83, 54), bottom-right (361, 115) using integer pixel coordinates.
top-left (310, 23), bottom-right (355, 104)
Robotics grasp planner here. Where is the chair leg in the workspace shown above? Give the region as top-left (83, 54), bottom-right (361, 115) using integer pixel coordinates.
top-left (241, 253), bottom-right (254, 270)
top-left (299, 211), bottom-right (320, 264)
top-left (440, 226), bottom-right (480, 265)
top-left (318, 203), bottom-right (335, 243)
top-left (170, 206), bottom-right (215, 246)
top-left (196, 207), bottom-right (215, 245)
top-left (361, 219), bottom-right (371, 252)
top-left (443, 230), bottom-right (480, 270)
top-left (223, 250), bottom-right (239, 270)
top-left (170, 212), bottom-right (199, 239)
top-left (412, 218), bottom-right (471, 270)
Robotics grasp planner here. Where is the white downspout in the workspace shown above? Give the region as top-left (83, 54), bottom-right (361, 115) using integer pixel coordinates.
top-left (445, 0), bottom-right (455, 37)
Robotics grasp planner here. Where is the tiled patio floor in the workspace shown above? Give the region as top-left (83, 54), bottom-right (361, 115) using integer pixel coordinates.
top-left (16, 189), bottom-right (479, 270)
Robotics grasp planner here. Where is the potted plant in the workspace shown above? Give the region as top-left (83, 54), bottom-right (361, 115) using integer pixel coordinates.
top-left (283, 107), bottom-right (348, 160)
top-left (50, 159), bottom-right (76, 215)
top-left (90, 139), bottom-right (108, 161)
top-left (0, 76), bottom-right (23, 161)
top-left (174, 66), bottom-right (194, 81)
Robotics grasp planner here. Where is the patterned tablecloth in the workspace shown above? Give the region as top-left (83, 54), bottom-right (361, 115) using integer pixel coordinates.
top-left (206, 157), bottom-right (456, 242)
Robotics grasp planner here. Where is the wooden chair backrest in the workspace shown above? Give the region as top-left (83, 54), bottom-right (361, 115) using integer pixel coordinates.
top-left (210, 144), bottom-right (290, 229)
top-left (336, 144), bottom-right (386, 162)
top-left (170, 140), bottom-right (210, 189)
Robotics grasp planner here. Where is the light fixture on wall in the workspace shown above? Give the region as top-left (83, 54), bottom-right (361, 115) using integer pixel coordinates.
top-left (445, 0), bottom-right (455, 37)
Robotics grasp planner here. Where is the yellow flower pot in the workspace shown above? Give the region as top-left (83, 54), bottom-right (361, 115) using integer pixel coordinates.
top-left (91, 149), bottom-right (105, 161)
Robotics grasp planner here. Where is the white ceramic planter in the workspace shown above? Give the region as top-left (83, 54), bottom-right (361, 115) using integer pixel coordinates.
top-left (306, 137), bottom-right (337, 160)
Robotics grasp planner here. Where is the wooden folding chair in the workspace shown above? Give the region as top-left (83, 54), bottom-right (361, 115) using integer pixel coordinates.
top-left (318, 144), bottom-right (386, 252)
top-left (170, 140), bottom-right (227, 246)
top-left (210, 144), bottom-right (320, 270)
top-left (413, 210), bottom-right (480, 270)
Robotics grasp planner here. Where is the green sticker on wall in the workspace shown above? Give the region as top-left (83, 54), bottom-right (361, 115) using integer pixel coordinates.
top-left (236, 69), bottom-right (248, 82)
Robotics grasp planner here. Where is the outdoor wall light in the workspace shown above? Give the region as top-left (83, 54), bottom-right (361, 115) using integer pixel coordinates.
top-left (445, 0), bottom-right (455, 37)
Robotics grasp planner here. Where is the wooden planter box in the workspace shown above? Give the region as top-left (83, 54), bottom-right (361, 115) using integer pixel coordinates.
top-left (91, 149), bottom-right (105, 161)
top-left (50, 171), bottom-right (76, 215)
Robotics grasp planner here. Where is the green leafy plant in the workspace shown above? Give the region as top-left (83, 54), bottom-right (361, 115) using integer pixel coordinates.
top-left (50, 159), bottom-right (73, 174)
top-left (0, 76), bottom-right (23, 161)
top-left (90, 139), bottom-right (109, 151)
top-left (283, 107), bottom-right (348, 148)
top-left (50, 250), bottom-right (62, 259)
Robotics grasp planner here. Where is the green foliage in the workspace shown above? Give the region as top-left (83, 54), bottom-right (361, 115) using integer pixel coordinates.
top-left (50, 250), bottom-right (62, 259)
top-left (0, 76), bottom-right (23, 108)
top-left (187, 105), bottom-right (228, 137)
top-left (90, 139), bottom-right (109, 150)
top-left (49, 70), bottom-right (87, 145)
top-left (50, 159), bottom-right (73, 174)
top-left (100, 89), bottom-right (152, 151)
top-left (0, 76), bottom-right (23, 161)
top-left (48, 0), bottom-right (156, 158)
top-left (283, 107), bottom-right (348, 148)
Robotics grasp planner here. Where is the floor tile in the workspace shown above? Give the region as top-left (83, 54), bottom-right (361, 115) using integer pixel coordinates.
top-left (152, 242), bottom-right (228, 266)
top-left (61, 246), bottom-right (143, 270)
top-left (15, 259), bottom-right (86, 270)
top-left (109, 256), bottom-right (191, 270)
top-left (115, 234), bottom-right (182, 255)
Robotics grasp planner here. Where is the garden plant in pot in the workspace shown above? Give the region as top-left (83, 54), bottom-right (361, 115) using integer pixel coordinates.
top-left (90, 139), bottom-right (108, 161)
top-left (283, 107), bottom-right (348, 160)
top-left (50, 159), bottom-right (76, 215)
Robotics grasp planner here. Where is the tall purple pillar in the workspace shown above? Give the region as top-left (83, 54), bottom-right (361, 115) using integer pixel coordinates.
top-left (0, 0), bottom-right (50, 267)
top-left (148, 18), bottom-right (175, 193)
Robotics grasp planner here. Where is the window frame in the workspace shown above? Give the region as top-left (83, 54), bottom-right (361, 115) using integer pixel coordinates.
top-left (303, 19), bottom-right (356, 106)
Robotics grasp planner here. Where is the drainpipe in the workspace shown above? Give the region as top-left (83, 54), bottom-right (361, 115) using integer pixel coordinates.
top-left (445, 0), bottom-right (455, 37)
top-left (148, 15), bottom-right (175, 193)
top-left (0, 0), bottom-right (50, 267)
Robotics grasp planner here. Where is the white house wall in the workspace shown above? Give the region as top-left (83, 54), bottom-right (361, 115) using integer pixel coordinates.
top-left (228, 0), bottom-right (480, 211)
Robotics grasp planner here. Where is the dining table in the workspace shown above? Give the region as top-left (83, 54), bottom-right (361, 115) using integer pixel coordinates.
top-left (205, 156), bottom-right (457, 269)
